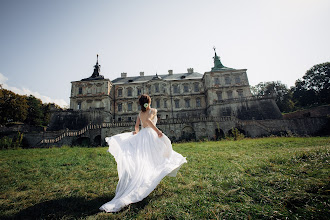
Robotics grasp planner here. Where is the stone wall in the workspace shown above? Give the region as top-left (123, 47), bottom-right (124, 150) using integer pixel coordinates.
top-left (283, 105), bottom-right (330, 119)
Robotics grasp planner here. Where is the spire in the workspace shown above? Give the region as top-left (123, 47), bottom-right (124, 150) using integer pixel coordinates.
top-left (212, 47), bottom-right (225, 71)
top-left (92, 54), bottom-right (101, 77)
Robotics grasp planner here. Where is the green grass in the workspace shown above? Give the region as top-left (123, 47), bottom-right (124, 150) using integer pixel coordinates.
top-left (0, 137), bottom-right (329, 219)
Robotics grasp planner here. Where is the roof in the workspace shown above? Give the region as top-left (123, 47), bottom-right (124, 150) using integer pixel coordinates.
top-left (112, 72), bottom-right (203, 85)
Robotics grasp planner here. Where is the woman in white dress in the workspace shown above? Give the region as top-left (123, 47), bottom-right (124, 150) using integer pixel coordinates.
top-left (100, 94), bottom-right (187, 212)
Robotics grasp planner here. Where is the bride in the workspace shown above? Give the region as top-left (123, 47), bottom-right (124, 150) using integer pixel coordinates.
top-left (100, 94), bottom-right (187, 212)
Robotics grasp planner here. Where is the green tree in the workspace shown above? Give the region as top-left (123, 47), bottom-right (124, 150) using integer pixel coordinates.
top-left (0, 86), bottom-right (28, 124)
top-left (252, 81), bottom-right (295, 112)
top-left (292, 62), bottom-right (330, 107)
top-left (25, 95), bottom-right (44, 126)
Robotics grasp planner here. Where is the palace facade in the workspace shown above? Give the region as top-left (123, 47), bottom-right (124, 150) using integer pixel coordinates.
top-left (44, 50), bottom-right (285, 145)
top-left (69, 51), bottom-right (278, 124)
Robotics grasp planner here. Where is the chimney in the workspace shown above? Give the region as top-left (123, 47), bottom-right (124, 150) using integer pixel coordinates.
top-left (140, 72), bottom-right (144, 76)
top-left (168, 70), bottom-right (173, 75)
top-left (121, 72), bottom-right (127, 78)
top-left (187, 68), bottom-right (194, 73)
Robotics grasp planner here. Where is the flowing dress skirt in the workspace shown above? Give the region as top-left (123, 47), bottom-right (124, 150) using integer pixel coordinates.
top-left (99, 128), bottom-right (187, 212)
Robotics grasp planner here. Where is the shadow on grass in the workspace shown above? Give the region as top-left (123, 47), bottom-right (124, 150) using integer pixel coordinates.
top-left (2, 196), bottom-right (110, 220)
top-left (3, 195), bottom-right (153, 220)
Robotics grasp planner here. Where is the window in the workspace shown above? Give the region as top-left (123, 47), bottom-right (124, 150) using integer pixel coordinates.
top-left (77, 102), bottom-right (81, 110)
top-left (173, 84), bottom-right (179, 93)
top-left (235, 76), bottom-right (241, 84)
top-left (128, 117), bottom-right (132, 121)
top-left (127, 88), bottom-right (132, 97)
top-left (196, 98), bottom-right (201, 107)
top-left (78, 87), bottom-right (82, 94)
top-left (128, 102), bottom-right (132, 111)
top-left (118, 88), bottom-right (123, 97)
top-left (164, 99), bottom-right (167, 108)
top-left (148, 87), bottom-right (151, 95)
top-left (184, 84), bottom-right (189, 93)
top-left (156, 99), bottom-right (160, 108)
top-left (155, 84), bottom-right (159, 93)
top-left (238, 90), bottom-right (244, 98)
top-left (138, 105), bottom-right (141, 111)
top-left (174, 100), bottom-right (180, 108)
top-left (217, 92), bottom-right (222, 101)
top-left (137, 88), bottom-right (142, 96)
top-left (185, 99), bottom-right (190, 108)
top-left (227, 91), bottom-right (233, 99)
top-left (194, 83), bottom-right (199, 92)
top-left (225, 76), bottom-right (231, 85)
top-left (215, 77), bottom-right (220, 85)
top-left (96, 87), bottom-right (101, 93)
top-left (118, 103), bottom-right (122, 112)
top-left (118, 117), bottom-right (121, 122)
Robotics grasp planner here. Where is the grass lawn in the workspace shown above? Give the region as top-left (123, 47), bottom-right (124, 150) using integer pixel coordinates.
top-left (0, 137), bottom-right (329, 219)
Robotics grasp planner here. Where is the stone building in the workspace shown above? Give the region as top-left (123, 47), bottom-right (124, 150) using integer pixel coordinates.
top-left (68, 50), bottom-right (281, 124)
top-left (44, 50), bottom-right (287, 146)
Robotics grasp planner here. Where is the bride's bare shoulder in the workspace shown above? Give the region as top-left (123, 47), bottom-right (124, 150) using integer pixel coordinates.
top-left (150, 108), bottom-right (157, 114)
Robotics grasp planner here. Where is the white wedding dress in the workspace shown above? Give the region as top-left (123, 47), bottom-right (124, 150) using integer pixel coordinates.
top-left (100, 109), bottom-right (187, 212)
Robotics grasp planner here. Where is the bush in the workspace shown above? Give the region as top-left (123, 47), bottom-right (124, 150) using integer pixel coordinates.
top-left (0, 132), bottom-right (23, 150)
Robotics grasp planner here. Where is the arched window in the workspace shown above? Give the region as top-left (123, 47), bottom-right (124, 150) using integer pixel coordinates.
top-left (227, 91), bottom-right (233, 99)
top-left (217, 91), bottom-right (223, 101)
top-left (118, 103), bottom-right (122, 112)
top-left (118, 88), bottom-right (123, 97)
top-left (164, 99), bottom-right (167, 108)
top-left (225, 76), bottom-right (231, 85)
top-left (183, 84), bottom-right (189, 93)
top-left (194, 83), bottom-right (199, 92)
top-left (128, 102), bottom-right (133, 111)
top-left (137, 87), bottom-right (142, 96)
top-left (235, 76), bottom-right (241, 84)
top-left (127, 87), bottom-right (133, 97)
top-left (214, 77), bottom-right (220, 85)
top-left (185, 99), bottom-right (190, 108)
top-left (174, 99), bottom-right (180, 108)
top-left (155, 83), bottom-right (159, 93)
top-left (173, 84), bottom-right (179, 94)
top-left (196, 98), bottom-right (201, 107)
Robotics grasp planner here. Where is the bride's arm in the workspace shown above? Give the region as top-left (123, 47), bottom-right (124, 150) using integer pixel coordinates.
top-left (133, 115), bottom-right (140, 135)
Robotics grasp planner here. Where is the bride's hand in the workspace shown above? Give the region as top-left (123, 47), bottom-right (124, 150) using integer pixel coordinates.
top-left (133, 131), bottom-right (138, 135)
top-left (157, 131), bottom-right (163, 137)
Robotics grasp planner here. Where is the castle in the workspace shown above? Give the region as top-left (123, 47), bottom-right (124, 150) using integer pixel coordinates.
top-left (41, 49), bottom-right (291, 146)
top-left (69, 51), bottom-right (271, 122)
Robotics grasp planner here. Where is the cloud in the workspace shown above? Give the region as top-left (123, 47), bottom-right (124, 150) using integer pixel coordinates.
top-left (0, 72), bottom-right (68, 108)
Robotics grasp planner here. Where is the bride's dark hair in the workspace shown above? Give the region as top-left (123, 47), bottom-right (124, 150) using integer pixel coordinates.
top-left (139, 94), bottom-right (151, 112)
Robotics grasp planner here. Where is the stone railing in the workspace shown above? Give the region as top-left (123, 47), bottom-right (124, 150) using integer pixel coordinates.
top-left (39, 116), bottom-right (237, 145)
top-left (39, 123), bottom-right (102, 144)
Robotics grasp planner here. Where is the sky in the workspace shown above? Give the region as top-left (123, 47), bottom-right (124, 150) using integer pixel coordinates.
top-left (0, 0), bottom-right (329, 108)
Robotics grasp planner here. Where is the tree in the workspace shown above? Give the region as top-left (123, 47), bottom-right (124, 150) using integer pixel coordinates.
top-left (0, 87), bottom-right (28, 124)
top-left (292, 62), bottom-right (330, 107)
top-left (25, 95), bottom-right (44, 126)
top-left (252, 81), bottom-right (295, 113)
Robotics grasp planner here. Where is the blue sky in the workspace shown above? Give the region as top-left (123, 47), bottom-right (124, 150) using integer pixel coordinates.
top-left (0, 0), bottom-right (329, 107)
